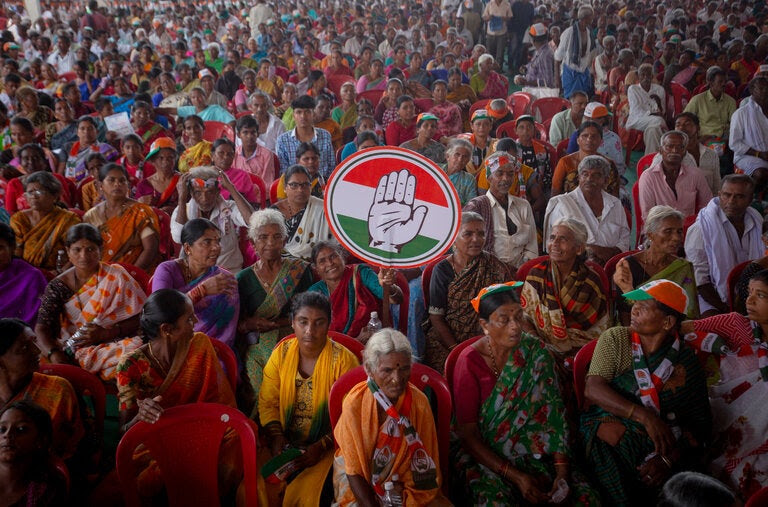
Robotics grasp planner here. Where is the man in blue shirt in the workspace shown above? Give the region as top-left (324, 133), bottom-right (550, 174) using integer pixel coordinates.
top-left (276, 95), bottom-right (335, 178)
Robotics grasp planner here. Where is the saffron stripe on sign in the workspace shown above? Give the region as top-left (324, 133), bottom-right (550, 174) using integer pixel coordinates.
top-left (336, 215), bottom-right (441, 261)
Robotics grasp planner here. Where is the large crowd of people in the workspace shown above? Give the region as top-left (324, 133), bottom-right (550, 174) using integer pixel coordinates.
top-left (0, 0), bottom-right (767, 504)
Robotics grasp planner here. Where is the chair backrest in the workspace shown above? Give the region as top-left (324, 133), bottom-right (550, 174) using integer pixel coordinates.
top-left (469, 99), bottom-right (490, 116)
top-left (421, 255), bottom-right (448, 310)
top-left (247, 172), bottom-right (267, 209)
top-left (585, 260), bottom-right (611, 299)
top-left (540, 140), bottom-right (559, 169)
top-left (515, 255), bottom-right (548, 281)
top-left (209, 338), bottom-right (238, 392)
top-left (235, 110), bottom-right (252, 119)
top-left (534, 121), bottom-right (548, 142)
top-left (115, 262), bottom-right (151, 295)
top-left (507, 91), bottom-right (533, 117)
top-left (632, 182), bottom-right (643, 248)
top-left (573, 339), bottom-right (598, 410)
top-left (151, 207), bottom-right (174, 261)
top-left (116, 403), bottom-right (259, 507)
top-left (495, 119), bottom-right (516, 139)
top-left (274, 66), bottom-right (290, 81)
top-left (556, 138), bottom-right (569, 159)
top-left (604, 250), bottom-right (639, 295)
top-left (444, 335), bottom-right (482, 390)
top-left (269, 179), bottom-right (279, 204)
top-left (531, 97), bottom-right (570, 123)
top-left (327, 75), bottom-right (355, 100)
top-left (58, 71), bottom-right (77, 82)
top-left (636, 152), bottom-right (655, 179)
top-left (276, 332), bottom-right (364, 362)
top-left (202, 121), bottom-right (234, 143)
top-left (413, 98), bottom-right (434, 112)
top-left (668, 83), bottom-right (691, 118)
top-left (728, 260), bottom-right (752, 311)
top-left (328, 363), bottom-right (452, 493)
top-left (746, 486), bottom-right (768, 507)
top-left (357, 89), bottom-right (384, 108)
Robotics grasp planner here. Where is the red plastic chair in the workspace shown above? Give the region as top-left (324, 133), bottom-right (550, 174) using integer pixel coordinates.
top-left (534, 121), bottom-right (548, 142)
top-left (632, 182), bottom-right (643, 247)
top-left (667, 83), bottom-right (691, 121)
top-left (585, 261), bottom-right (611, 299)
top-left (58, 71), bottom-right (77, 82)
top-left (444, 335), bottom-right (482, 389)
top-left (335, 146), bottom-right (343, 164)
top-left (728, 260), bottom-right (752, 311)
top-left (38, 363), bottom-right (106, 469)
top-left (274, 66), bottom-right (290, 81)
top-left (469, 99), bottom-right (490, 116)
top-left (746, 486), bottom-right (768, 507)
top-left (247, 173), bottom-right (267, 209)
top-left (326, 75), bottom-right (355, 101)
top-left (277, 331), bottom-right (364, 362)
top-left (269, 179), bottom-right (280, 203)
top-left (209, 338), bottom-right (238, 392)
top-left (116, 403), bottom-right (259, 507)
top-left (115, 262), bottom-right (151, 295)
top-left (556, 138), bottom-right (569, 159)
top-left (573, 338), bottom-right (598, 410)
top-left (151, 207), bottom-right (175, 261)
top-left (328, 363), bottom-right (453, 494)
top-left (495, 119), bottom-right (516, 139)
top-left (413, 98), bottom-right (434, 112)
top-left (515, 255), bottom-right (548, 281)
top-left (531, 97), bottom-right (570, 123)
top-left (421, 255), bottom-right (448, 310)
top-left (202, 121), bottom-right (235, 142)
top-left (604, 250), bottom-right (639, 294)
top-left (357, 89), bottom-right (384, 108)
top-left (235, 110), bottom-right (252, 119)
top-left (507, 91), bottom-right (533, 117)
top-left (636, 152), bottom-right (655, 179)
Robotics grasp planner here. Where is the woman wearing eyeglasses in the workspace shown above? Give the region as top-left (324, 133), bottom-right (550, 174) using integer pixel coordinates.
top-left (10, 171), bottom-right (80, 275)
top-left (270, 164), bottom-right (334, 261)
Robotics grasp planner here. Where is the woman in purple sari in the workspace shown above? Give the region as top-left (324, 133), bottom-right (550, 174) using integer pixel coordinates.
top-left (0, 223), bottom-right (46, 323)
top-left (151, 218), bottom-right (239, 348)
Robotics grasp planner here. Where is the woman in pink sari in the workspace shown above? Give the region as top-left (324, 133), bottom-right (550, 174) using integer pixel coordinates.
top-left (469, 54), bottom-right (508, 100)
top-left (211, 138), bottom-right (259, 206)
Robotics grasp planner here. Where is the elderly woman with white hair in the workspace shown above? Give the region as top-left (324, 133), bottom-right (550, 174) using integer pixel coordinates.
top-left (521, 217), bottom-right (609, 359)
top-left (554, 4), bottom-right (598, 97)
top-left (469, 54), bottom-right (508, 100)
top-left (236, 208), bottom-right (314, 417)
top-left (613, 205), bottom-right (699, 325)
top-left (442, 138), bottom-right (478, 207)
top-left (544, 154), bottom-right (630, 265)
top-left (333, 329), bottom-right (449, 506)
top-left (247, 89), bottom-right (286, 153)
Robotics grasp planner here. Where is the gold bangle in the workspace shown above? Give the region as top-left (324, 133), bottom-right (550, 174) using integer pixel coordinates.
top-left (626, 404), bottom-right (636, 420)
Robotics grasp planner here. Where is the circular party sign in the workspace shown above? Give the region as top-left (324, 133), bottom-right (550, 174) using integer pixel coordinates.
top-left (324, 147), bottom-right (461, 269)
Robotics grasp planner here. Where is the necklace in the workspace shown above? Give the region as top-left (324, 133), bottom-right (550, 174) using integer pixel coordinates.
top-left (147, 342), bottom-right (168, 377)
top-left (486, 335), bottom-right (500, 378)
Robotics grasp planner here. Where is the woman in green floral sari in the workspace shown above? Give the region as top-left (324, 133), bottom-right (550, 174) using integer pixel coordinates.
top-left (581, 280), bottom-right (711, 506)
top-left (453, 282), bottom-right (599, 506)
top-left (237, 209), bottom-right (314, 418)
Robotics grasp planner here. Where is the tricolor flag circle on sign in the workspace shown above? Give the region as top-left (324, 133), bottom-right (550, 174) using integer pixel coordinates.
top-left (324, 146), bottom-right (462, 269)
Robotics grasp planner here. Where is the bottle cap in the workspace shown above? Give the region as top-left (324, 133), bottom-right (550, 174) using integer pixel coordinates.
top-left (371, 311), bottom-right (378, 319)
top-left (384, 481), bottom-right (394, 491)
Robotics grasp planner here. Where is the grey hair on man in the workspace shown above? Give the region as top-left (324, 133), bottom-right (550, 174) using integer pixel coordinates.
top-left (660, 129), bottom-right (689, 147)
top-left (577, 154), bottom-right (610, 178)
top-left (363, 328), bottom-right (412, 373)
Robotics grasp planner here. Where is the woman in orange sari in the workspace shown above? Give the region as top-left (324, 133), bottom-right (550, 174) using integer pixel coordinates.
top-left (116, 289), bottom-right (239, 499)
top-left (178, 115), bottom-right (212, 174)
top-left (10, 172), bottom-right (80, 274)
top-left (83, 164), bottom-right (160, 273)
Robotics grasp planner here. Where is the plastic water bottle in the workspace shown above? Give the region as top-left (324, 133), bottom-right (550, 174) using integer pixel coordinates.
top-left (667, 412), bottom-right (682, 441)
top-left (366, 312), bottom-right (382, 334)
top-left (382, 481), bottom-right (402, 507)
top-left (56, 250), bottom-right (67, 273)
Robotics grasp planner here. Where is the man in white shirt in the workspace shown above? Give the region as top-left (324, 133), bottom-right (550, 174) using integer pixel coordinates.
top-left (46, 33), bottom-right (76, 73)
top-left (344, 21), bottom-right (367, 56)
top-left (482, 0), bottom-right (513, 70)
top-left (555, 5), bottom-right (598, 98)
top-left (626, 63), bottom-right (667, 155)
top-left (544, 155), bottom-right (630, 264)
top-left (730, 76), bottom-right (768, 191)
top-left (172, 167), bottom-right (254, 273)
top-left (463, 151), bottom-right (538, 271)
top-left (249, 0), bottom-right (274, 40)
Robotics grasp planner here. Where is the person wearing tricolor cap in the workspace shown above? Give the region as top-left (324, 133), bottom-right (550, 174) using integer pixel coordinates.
top-left (513, 23), bottom-right (556, 89)
top-left (399, 112), bottom-right (446, 164)
top-left (565, 101), bottom-right (626, 176)
top-left (195, 68), bottom-right (228, 108)
top-left (680, 268), bottom-right (768, 498)
top-left (462, 109), bottom-right (498, 175)
top-left (464, 151), bottom-right (538, 272)
top-left (453, 280), bottom-right (601, 505)
top-left (582, 278), bottom-right (711, 505)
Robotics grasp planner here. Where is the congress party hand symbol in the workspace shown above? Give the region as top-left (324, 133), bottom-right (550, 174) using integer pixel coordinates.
top-left (368, 169), bottom-right (428, 253)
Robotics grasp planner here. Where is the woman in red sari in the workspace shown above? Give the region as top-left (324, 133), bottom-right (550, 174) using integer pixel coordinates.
top-left (307, 241), bottom-right (402, 339)
top-left (135, 137), bottom-right (179, 216)
top-left (131, 101), bottom-right (170, 156)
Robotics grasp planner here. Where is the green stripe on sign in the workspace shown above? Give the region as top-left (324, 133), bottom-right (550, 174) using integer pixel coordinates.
top-left (337, 215), bottom-right (441, 260)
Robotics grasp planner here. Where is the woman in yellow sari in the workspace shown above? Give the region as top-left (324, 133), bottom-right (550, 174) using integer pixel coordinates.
top-left (333, 329), bottom-right (448, 506)
top-left (116, 289), bottom-right (239, 500)
top-left (331, 82), bottom-right (358, 131)
top-left (83, 164), bottom-right (160, 273)
top-left (446, 68), bottom-right (477, 131)
top-left (34, 224), bottom-right (147, 381)
top-left (10, 172), bottom-right (80, 275)
top-left (178, 115), bottom-right (213, 174)
top-left (259, 291), bottom-right (359, 507)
